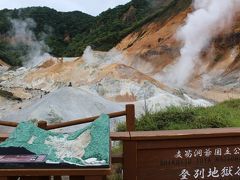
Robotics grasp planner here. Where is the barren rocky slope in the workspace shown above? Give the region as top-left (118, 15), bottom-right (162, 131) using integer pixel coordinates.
top-left (117, 5), bottom-right (240, 102)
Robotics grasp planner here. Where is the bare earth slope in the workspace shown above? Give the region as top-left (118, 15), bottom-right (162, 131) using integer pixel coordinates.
top-left (117, 6), bottom-right (240, 102)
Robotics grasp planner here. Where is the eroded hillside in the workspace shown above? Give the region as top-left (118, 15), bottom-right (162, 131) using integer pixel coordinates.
top-left (117, 2), bottom-right (240, 102)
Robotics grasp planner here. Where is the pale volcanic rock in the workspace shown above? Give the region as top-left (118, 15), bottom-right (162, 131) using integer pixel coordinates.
top-left (1, 87), bottom-right (124, 133)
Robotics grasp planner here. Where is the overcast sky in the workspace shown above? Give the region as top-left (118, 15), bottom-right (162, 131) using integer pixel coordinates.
top-left (0, 0), bottom-right (131, 16)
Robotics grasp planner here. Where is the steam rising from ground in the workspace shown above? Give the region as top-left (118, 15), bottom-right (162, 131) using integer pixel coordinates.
top-left (163, 0), bottom-right (240, 87)
top-left (82, 46), bottom-right (124, 67)
top-left (9, 18), bottom-right (52, 67)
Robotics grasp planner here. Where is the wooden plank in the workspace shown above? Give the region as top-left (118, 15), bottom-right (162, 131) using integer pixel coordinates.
top-left (111, 154), bottom-right (123, 164)
top-left (85, 176), bottom-right (106, 180)
top-left (123, 141), bottom-right (137, 180)
top-left (0, 177), bottom-right (20, 180)
top-left (0, 177), bottom-right (7, 180)
top-left (69, 176), bottom-right (84, 180)
top-left (120, 130), bottom-right (240, 179)
top-left (135, 140), bottom-right (240, 179)
top-left (6, 177), bottom-right (18, 180)
top-left (20, 177), bottom-right (50, 180)
top-left (0, 168), bottom-right (111, 176)
top-left (129, 128), bottom-right (240, 140)
top-left (69, 176), bottom-right (106, 180)
top-left (137, 136), bottom-right (240, 149)
top-left (110, 132), bottom-right (130, 141)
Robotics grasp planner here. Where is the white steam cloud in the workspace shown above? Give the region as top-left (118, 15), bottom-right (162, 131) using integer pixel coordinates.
top-left (9, 18), bottom-right (52, 67)
top-left (164, 0), bottom-right (240, 87)
top-left (82, 46), bottom-right (124, 67)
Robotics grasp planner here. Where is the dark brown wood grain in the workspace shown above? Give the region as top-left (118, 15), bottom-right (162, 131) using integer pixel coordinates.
top-left (123, 141), bottom-right (137, 180)
top-left (4, 177), bottom-right (18, 180)
top-left (85, 176), bottom-right (106, 180)
top-left (111, 154), bottom-right (123, 164)
top-left (69, 176), bottom-right (84, 180)
top-left (126, 104), bottom-right (135, 131)
top-left (110, 132), bottom-right (130, 141)
top-left (37, 121), bottom-right (47, 130)
top-left (0, 121), bottom-right (18, 127)
top-left (20, 177), bottom-right (50, 180)
top-left (116, 130), bottom-right (240, 180)
top-left (0, 168), bottom-right (111, 176)
top-left (0, 177), bottom-right (7, 180)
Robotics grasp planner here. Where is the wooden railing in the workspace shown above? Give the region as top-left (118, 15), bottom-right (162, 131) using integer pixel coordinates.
top-left (0, 104), bottom-right (136, 165)
top-left (0, 104), bottom-right (135, 131)
top-left (0, 121), bottom-right (18, 127)
top-left (2, 104), bottom-right (240, 179)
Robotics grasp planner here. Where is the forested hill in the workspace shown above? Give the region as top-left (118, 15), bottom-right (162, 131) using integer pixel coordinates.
top-left (0, 6), bottom-right (94, 65)
top-left (0, 0), bottom-right (191, 66)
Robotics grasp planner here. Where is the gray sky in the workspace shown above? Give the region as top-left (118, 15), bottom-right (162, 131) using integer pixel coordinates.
top-left (0, 0), bottom-right (131, 16)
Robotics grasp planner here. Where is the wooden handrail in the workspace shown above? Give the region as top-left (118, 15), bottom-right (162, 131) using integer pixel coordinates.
top-left (46, 110), bottom-right (127, 130)
top-left (0, 111), bottom-right (126, 130)
top-left (0, 133), bottom-right (8, 142)
top-left (47, 104), bottom-right (135, 130)
top-left (0, 120), bottom-right (18, 127)
top-left (0, 104), bottom-right (135, 131)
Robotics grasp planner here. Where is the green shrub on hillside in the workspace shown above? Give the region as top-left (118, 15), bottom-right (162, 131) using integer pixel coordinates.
top-left (117, 99), bottom-right (240, 131)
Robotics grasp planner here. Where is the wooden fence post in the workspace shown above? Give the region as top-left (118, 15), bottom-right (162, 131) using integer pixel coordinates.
top-left (126, 104), bottom-right (135, 131)
top-left (37, 121), bottom-right (48, 130)
top-left (123, 141), bottom-right (137, 180)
